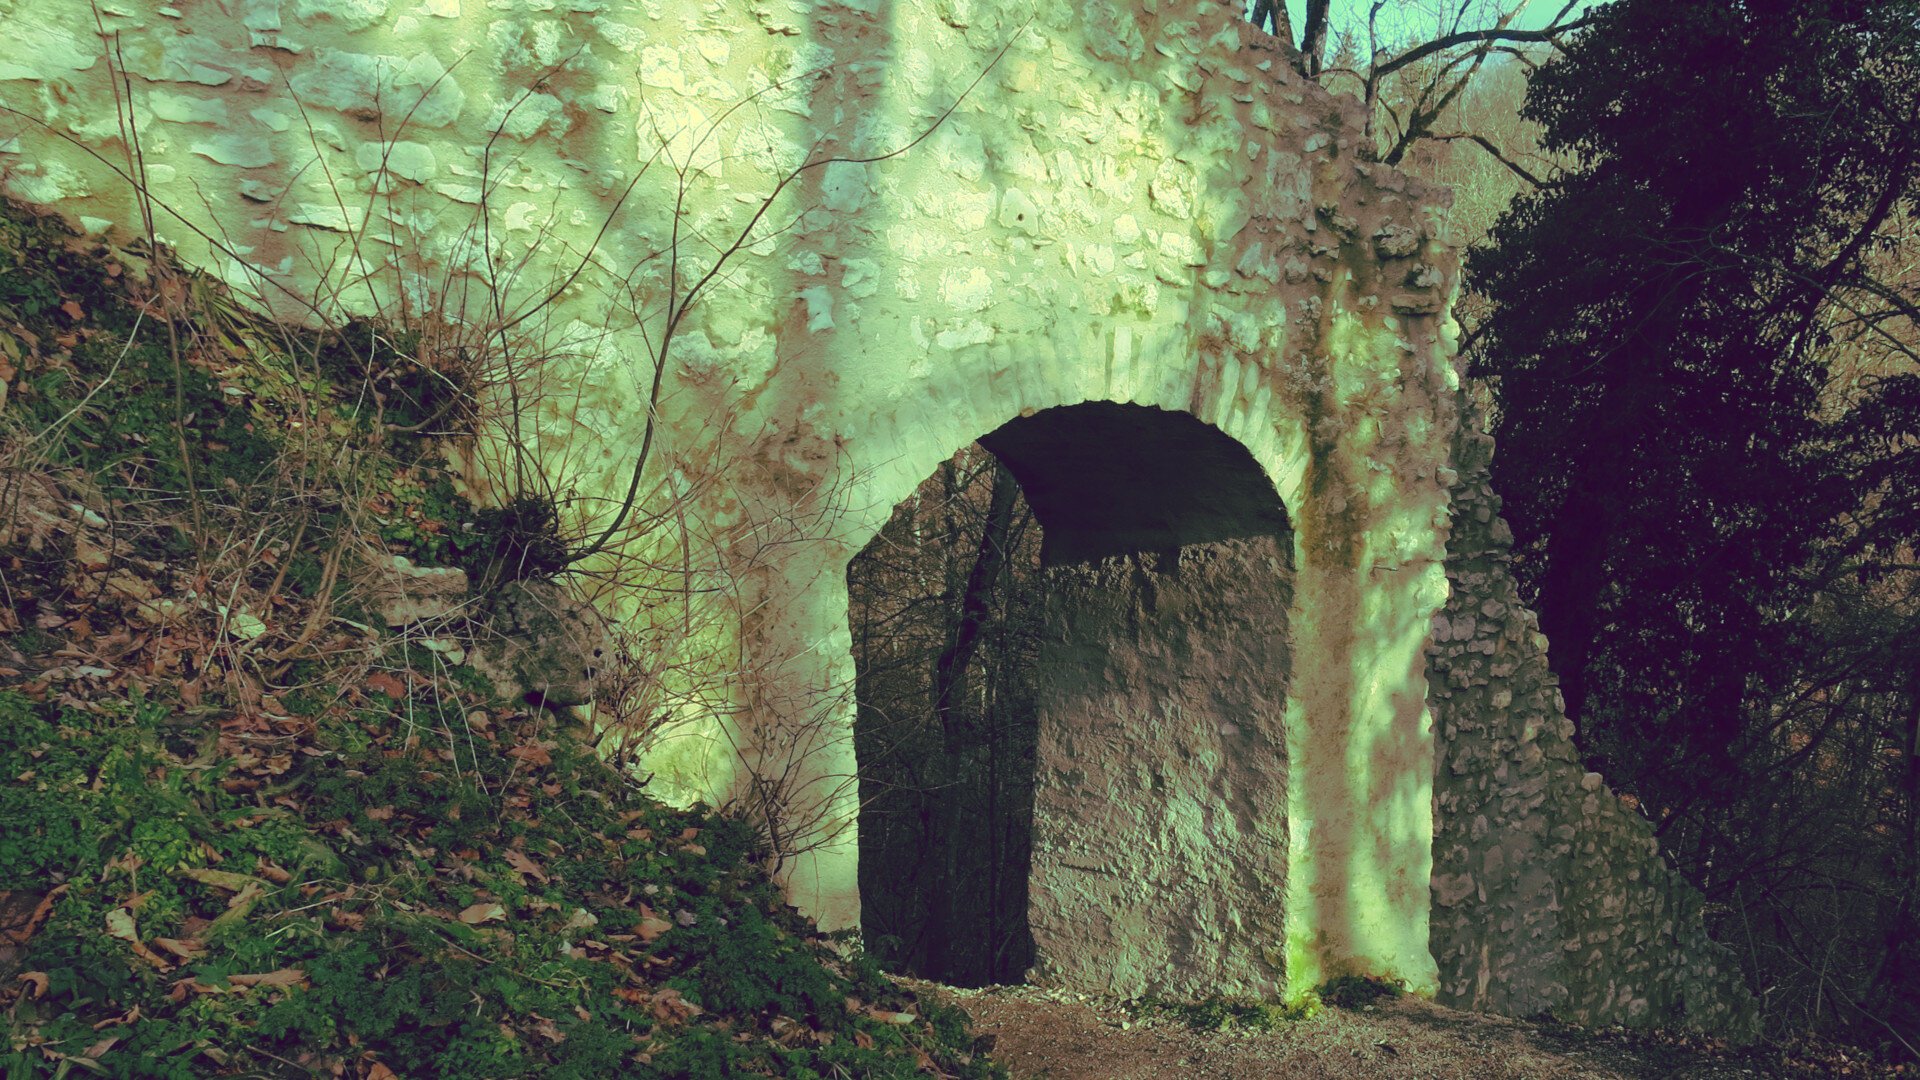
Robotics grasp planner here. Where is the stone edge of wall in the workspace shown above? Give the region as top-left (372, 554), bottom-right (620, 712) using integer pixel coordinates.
top-left (1426, 394), bottom-right (1761, 1039)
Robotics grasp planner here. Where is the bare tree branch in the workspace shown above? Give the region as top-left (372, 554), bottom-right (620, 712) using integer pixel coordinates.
top-left (1425, 131), bottom-right (1547, 186)
top-left (1372, 16), bottom-right (1594, 83)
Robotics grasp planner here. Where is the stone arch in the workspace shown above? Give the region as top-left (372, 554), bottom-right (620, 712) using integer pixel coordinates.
top-left (0, 0), bottom-right (1460, 1001)
top-left (847, 400), bottom-right (1299, 995)
top-left (764, 270), bottom-right (1452, 998)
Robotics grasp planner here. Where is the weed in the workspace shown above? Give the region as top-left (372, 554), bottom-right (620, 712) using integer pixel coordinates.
top-left (1319, 973), bottom-right (1406, 1010)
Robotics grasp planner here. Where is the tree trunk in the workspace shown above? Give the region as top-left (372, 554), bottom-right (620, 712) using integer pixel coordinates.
top-left (925, 462), bottom-right (1019, 983)
top-left (1866, 681), bottom-right (1920, 1035)
top-left (933, 463), bottom-right (1019, 746)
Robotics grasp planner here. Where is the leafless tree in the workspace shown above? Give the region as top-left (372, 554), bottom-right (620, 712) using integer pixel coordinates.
top-left (1247, 0), bottom-right (1589, 167)
top-left (847, 445), bottom-right (1044, 985)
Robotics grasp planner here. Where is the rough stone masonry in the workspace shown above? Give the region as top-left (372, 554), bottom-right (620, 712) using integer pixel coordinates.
top-left (0, 0), bottom-right (1754, 1034)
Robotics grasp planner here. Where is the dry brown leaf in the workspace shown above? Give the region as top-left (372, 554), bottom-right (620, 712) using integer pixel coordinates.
top-left (165, 978), bottom-right (227, 1003)
top-left (151, 937), bottom-right (206, 961)
top-left (507, 743), bottom-right (552, 767)
top-left (128, 937), bottom-right (175, 972)
top-left (457, 902), bottom-right (506, 925)
top-left (178, 867), bottom-right (262, 892)
top-left (89, 1004), bottom-right (140, 1031)
top-left (16, 972), bottom-right (48, 999)
top-left (103, 907), bottom-right (172, 971)
top-left (635, 916), bottom-right (673, 942)
top-left (366, 1064), bottom-right (398, 1080)
top-left (650, 987), bottom-right (702, 1024)
top-left (103, 907), bottom-right (137, 941)
top-left (3, 884), bottom-right (66, 946)
top-left (503, 848), bottom-right (549, 885)
top-left (223, 881), bottom-right (264, 913)
top-left (204, 882), bottom-right (263, 938)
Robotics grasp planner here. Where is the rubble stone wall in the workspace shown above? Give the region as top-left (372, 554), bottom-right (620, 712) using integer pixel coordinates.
top-left (0, 0), bottom-right (1460, 996)
top-left (1427, 398), bottom-right (1760, 1036)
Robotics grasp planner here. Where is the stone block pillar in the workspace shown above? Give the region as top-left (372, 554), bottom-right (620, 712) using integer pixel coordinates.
top-left (1028, 536), bottom-right (1293, 998)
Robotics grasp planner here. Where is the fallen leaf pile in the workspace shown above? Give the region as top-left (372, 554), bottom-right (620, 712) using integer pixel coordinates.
top-left (0, 574), bottom-right (1000, 1078)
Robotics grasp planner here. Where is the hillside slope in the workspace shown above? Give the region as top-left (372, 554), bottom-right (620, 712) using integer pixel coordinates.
top-left (0, 198), bottom-right (997, 1079)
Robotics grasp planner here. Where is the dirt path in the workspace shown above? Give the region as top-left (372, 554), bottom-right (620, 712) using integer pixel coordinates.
top-left (913, 982), bottom-right (1794, 1079)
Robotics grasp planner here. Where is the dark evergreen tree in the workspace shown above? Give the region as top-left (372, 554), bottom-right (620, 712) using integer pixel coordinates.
top-left (1468, 0), bottom-right (1920, 1045)
top-left (1470, 0), bottom-right (1919, 792)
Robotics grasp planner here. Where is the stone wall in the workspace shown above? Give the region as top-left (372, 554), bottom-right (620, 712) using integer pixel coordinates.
top-left (1427, 397), bottom-right (1760, 1037)
top-left (0, 0), bottom-right (1465, 991)
top-left (0, 0), bottom-right (1762, 1033)
top-left (1030, 536), bottom-right (1293, 999)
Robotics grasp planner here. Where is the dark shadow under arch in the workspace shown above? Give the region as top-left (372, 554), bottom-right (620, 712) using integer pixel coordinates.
top-left (979, 402), bottom-right (1294, 564)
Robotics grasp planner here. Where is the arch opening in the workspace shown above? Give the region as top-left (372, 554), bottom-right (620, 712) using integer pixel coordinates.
top-left (847, 402), bottom-right (1297, 995)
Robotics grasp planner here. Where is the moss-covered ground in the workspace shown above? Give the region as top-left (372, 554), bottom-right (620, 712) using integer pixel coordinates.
top-left (0, 684), bottom-right (995, 1078)
top-left (0, 197), bottom-right (999, 1078)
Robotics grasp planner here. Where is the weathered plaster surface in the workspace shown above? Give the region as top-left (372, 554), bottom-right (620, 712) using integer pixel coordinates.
top-left (0, 0), bottom-right (1752, 1031)
top-left (1030, 536), bottom-right (1292, 999)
